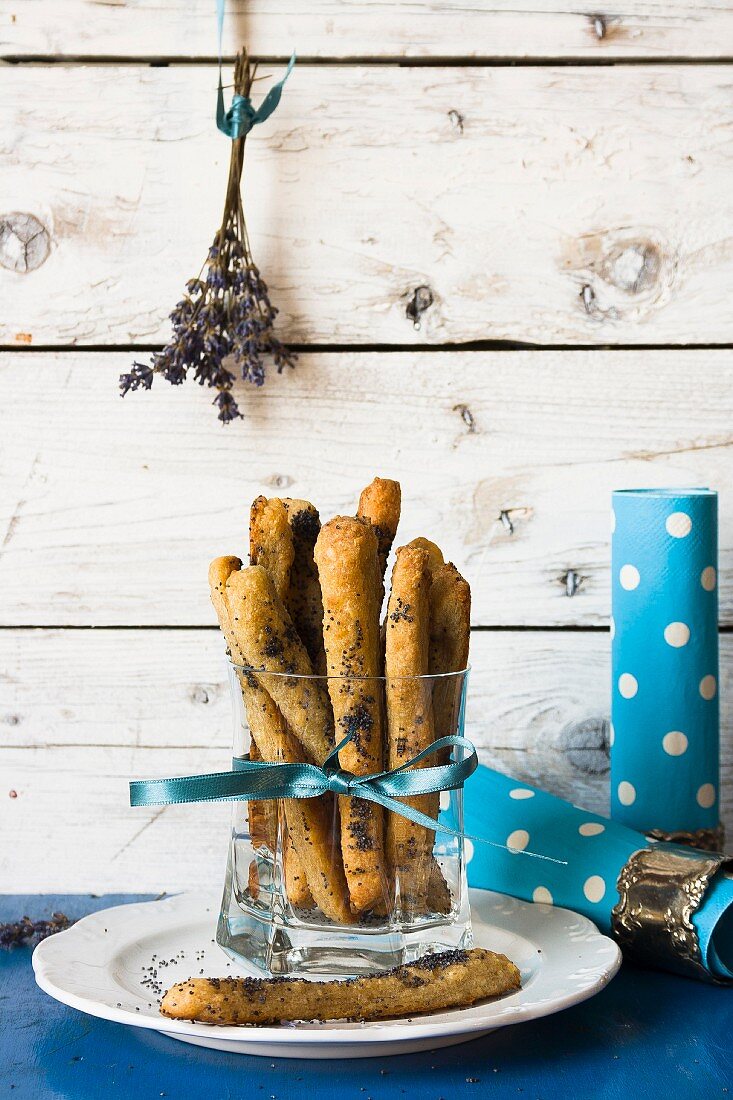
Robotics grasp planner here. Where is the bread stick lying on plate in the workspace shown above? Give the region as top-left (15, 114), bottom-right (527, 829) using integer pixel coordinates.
top-left (209, 558), bottom-right (351, 924)
top-left (314, 516), bottom-right (388, 914)
top-left (161, 948), bottom-right (520, 1025)
top-left (385, 545), bottom-right (435, 912)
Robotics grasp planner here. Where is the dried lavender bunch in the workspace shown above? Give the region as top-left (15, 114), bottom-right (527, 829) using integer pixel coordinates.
top-left (120, 51), bottom-right (296, 424)
top-left (0, 912), bottom-right (73, 948)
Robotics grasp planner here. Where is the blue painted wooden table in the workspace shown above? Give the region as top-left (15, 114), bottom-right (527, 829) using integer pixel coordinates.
top-left (2, 895), bottom-right (732, 1100)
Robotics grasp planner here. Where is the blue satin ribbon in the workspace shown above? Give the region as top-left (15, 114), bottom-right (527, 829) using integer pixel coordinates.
top-left (129, 733), bottom-right (566, 865)
top-left (215, 0), bottom-right (295, 140)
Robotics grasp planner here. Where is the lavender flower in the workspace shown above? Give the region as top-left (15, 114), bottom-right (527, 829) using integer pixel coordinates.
top-left (120, 51), bottom-right (296, 425)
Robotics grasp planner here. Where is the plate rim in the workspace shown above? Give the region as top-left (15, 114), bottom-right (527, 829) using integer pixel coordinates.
top-left (33, 889), bottom-right (621, 1046)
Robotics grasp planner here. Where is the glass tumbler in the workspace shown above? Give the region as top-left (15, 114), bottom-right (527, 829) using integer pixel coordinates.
top-left (217, 665), bottom-right (472, 976)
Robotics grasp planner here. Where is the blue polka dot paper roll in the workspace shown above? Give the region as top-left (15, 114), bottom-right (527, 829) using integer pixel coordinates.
top-left (611, 488), bottom-right (719, 835)
top-left (463, 764), bottom-right (733, 980)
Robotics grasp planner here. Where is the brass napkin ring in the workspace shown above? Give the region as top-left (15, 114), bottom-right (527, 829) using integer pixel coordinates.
top-left (646, 824), bottom-right (725, 854)
top-left (612, 845), bottom-right (733, 982)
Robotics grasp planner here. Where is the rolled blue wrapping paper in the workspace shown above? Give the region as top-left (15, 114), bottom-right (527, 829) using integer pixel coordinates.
top-left (611, 488), bottom-right (719, 836)
top-left (463, 764), bottom-right (733, 981)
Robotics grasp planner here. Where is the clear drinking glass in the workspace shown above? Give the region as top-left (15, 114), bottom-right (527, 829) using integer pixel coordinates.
top-left (217, 665), bottom-right (472, 976)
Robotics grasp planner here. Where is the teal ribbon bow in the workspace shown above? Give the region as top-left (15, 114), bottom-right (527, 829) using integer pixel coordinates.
top-left (215, 0), bottom-right (295, 140)
top-left (129, 732), bottom-right (566, 864)
top-left (216, 54), bottom-right (295, 140)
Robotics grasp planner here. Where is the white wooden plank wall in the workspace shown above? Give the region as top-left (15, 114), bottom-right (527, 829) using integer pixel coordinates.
top-left (2, 66), bottom-right (733, 346)
top-left (1, 2), bottom-right (732, 891)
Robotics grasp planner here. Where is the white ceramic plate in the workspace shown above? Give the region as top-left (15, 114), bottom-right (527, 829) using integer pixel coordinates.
top-left (33, 889), bottom-right (620, 1059)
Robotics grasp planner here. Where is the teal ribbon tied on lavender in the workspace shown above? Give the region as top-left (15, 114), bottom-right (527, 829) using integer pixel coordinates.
top-left (129, 732), bottom-right (566, 865)
top-left (215, 0), bottom-right (295, 140)
top-left (216, 53), bottom-right (296, 140)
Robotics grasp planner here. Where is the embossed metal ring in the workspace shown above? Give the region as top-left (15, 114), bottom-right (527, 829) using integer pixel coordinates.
top-left (611, 846), bottom-right (733, 983)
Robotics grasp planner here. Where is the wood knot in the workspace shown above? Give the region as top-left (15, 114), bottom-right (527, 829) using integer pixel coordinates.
top-left (405, 285), bottom-right (434, 329)
top-left (0, 212), bottom-right (51, 273)
top-left (605, 242), bottom-right (660, 294)
top-left (191, 686), bottom-right (210, 705)
top-left (563, 229), bottom-right (672, 323)
top-left (267, 473), bottom-right (294, 490)
top-left (559, 718), bottom-right (610, 775)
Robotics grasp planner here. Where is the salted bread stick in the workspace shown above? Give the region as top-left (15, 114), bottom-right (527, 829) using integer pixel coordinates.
top-left (385, 545), bottom-right (435, 912)
top-left (225, 565), bottom-right (333, 766)
top-left (209, 558), bottom-right (351, 924)
top-left (314, 517), bottom-right (388, 914)
top-left (249, 497), bottom-right (294, 603)
top-left (161, 947), bottom-right (521, 1024)
top-left (281, 498), bottom-right (327, 674)
top-left (357, 477), bottom-right (401, 601)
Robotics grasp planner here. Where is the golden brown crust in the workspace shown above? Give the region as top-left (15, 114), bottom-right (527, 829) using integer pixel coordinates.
top-left (160, 948), bottom-right (520, 1025)
top-left (428, 562), bottom-right (471, 678)
top-left (246, 737), bottom-right (278, 900)
top-left (249, 497), bottom-right (294, 604)
top-left (314, 516), bottom-right (388, 914)
top-left (357, 477), bottom-right (401, 599)
top-left (406, 536), bottom-right (444, 575)
top-left (225, 565), bottom-right (333, 766)
top-left (385, 546), bottom-right (435, 912)
top-left (209, 558), bottom-right (351, 924)
top-left (283, 830), bottom-right (314, 909)
top-left (280, 498), bottom-right (326, 674)
top-left (249, 496), bottom-right (316, 900)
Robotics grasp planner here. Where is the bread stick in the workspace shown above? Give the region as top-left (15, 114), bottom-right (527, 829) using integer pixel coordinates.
top-left (428, 562), bottom-right (471, 739)
top-left (249, 496), bottom-right (313, 904)
top-left (406, 536), bottom-right (444, 575)
top-left (209, 558), bottom-right (351, 924)
top-left (357, 477), bottom-right (401, 602)
top-left (161, 948), bottom-right (520, 1024)
top-left (385, 545), bottom-right (434, 912)
top-left (314, 516), bottom-right (388, 913)
top-left (409, 548), bottom-right (470, 911)
top-left (283, 831), bottom-right (314, 908)
top-left (225, 565), bottom-right (333, 767)
top-left (249, 496), bottom-right (294, 603)
top-left (277, 498), bottom-right (327, 675)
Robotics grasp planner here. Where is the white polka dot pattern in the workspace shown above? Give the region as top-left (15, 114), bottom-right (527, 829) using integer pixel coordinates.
top-left (578, 822), bottom-right (605, 837)
top-left (509, 789), bottom-right (535, 800)
top-left (619, 564), bottom-right (640, 590)
top-left (700, 675), bottom-right (717, 701)
top-left (665, 511), bottom-right (692, 538)
top-left (611, 490), bottom-right (718, 833)
top-left (701, 566), bottom-right (717, 591)
top-left (662, 731), bottom-right (688, 756)
top-left (532, 886), bottom-right (553, 905)
top-left (618, 673), bottom-right (638, 699)
top-left (507, 829), bottom-right (530, 852)
top-left (583, 876), bottom-right (606, 903)
top-left (663, 622), bottom-right (690, 648)
top-left (617, 781), bottom-right (636, 806)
